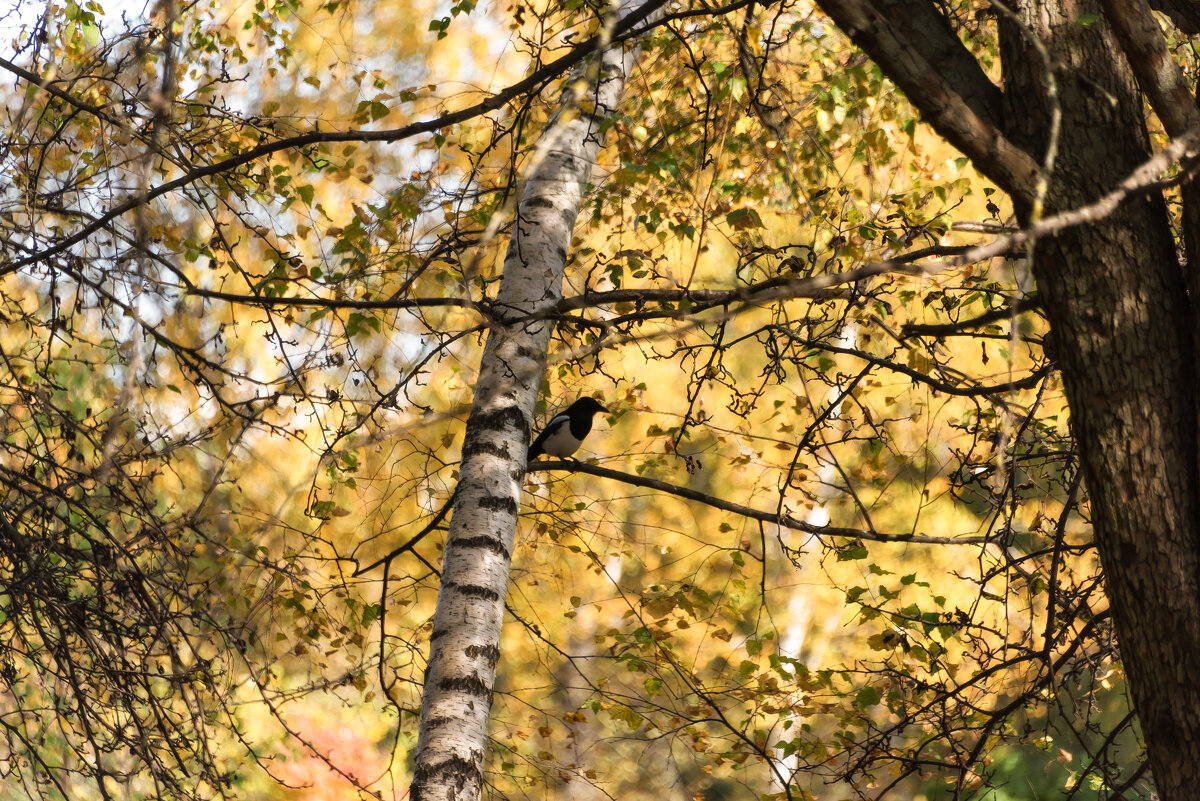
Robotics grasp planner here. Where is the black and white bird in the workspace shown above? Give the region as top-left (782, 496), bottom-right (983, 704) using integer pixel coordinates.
top-left (527, 396), bottom-right (609, 462)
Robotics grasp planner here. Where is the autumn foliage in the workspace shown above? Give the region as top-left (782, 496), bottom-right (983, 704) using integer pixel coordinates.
top-left (0, 0), bottom-right (1179, 798)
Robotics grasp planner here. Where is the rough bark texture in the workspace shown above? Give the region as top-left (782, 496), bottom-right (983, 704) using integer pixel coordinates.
top-left (999, 5), bottom-right (1200, 795)
top-left (407, 4), bottom-right (652, 801)
top-left (818, 0), bottom-right (1200, 796)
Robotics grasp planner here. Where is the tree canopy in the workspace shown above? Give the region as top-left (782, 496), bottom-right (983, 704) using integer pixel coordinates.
top-left (1, 0), bottom-right (1192, 799)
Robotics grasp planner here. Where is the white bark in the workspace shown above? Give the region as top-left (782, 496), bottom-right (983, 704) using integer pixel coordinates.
top-left (409, 5), bottom-right (655, 801)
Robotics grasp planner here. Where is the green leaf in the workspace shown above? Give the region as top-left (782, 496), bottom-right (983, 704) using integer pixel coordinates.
top-left (610, 705), bottom-right (643, 730)
top-left (837, 542), bottom-right (869, 561)
top-left (726, 207), bottom-right (764, 231)
top-left (309, 500), bottom-right (336, 520)
top-left (856, 686), bottom-right (880, 708)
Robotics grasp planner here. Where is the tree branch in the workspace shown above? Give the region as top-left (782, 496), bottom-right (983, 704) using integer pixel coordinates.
top-left (1102, 0), bottom-right (1200, 286)
top-left (187, 286), bottom-right (484, 312)
top-left (1149, 0), bottom-right (1200, 35)
top-left (529, 461), bottom-right (991, 545)
top-left (815, 0), bottom-right (1041, 203)
top-left (901, 297), bottom-right (1043, 337)
top-left (0, 55), bottom-right (133, 134)
top-left (777, 329), bottom-right (1054, 397)
top-left (1, 0), bottom-right (678, 274)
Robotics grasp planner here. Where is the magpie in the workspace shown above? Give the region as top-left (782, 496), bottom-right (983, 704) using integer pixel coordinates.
top-left (527, 396), bottom-right (609, 462)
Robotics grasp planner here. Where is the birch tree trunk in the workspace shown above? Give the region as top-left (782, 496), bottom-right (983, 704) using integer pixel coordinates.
top-left (408, 4), bottom-right (657, 800)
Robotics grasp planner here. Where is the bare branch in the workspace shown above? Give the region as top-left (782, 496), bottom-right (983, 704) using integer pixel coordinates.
top-left (901, 297), bottom-right (1043, 337)
top-left (815, 0), bottom-right (1041, 203)
top-left (530, 461), bottom-right (991, 545)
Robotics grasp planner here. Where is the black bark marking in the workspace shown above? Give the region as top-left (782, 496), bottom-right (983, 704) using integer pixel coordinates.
top-left (477, 495), bottom-right (518, 515)
top-left (454, 535), bottom-right (509, 558)
top-left (411, 753), bottom-right (484, 801)
top-left (438, 673), bottom-right (490, 696)
top-left (514, 344), bottom-right (540, 361)
top-left (451, 583), bottom-right (500, 601)
top-left (459, 405), bottom-right (527, 461)
top-left (461, 440), bottom-right (512, 460)
top-left (523, 195), bottom-right (556, 210)
top-left (465, 643), bottom-right (501, 668)
top-left (468, 405), bottom-right (525, 436)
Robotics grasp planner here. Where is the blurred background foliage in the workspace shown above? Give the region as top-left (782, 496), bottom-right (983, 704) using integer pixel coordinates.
top-left (0, 0), bottom-right (1134, 799)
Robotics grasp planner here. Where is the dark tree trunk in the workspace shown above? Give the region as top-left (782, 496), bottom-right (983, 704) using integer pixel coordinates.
top-left (818, 0), bottom-right (1200, 795)
top-left (1000, 4), bottom-right (1200, 793)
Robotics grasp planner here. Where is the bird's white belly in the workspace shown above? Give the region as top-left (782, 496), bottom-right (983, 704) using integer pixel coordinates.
top-left (540, 425), bottom-right (581, 457)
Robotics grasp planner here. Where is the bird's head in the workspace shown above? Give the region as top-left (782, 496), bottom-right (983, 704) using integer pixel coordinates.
top-left (572, 396), bottom-right (609, 417)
